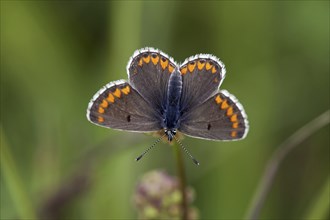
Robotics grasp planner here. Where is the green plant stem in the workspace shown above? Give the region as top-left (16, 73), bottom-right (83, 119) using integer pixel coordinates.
top-left (173, 142), bottom-right (188, 220)
top-left (1, 127), bottom-right (37, 219)
top-left (245, 110), bottom-right (330, 220)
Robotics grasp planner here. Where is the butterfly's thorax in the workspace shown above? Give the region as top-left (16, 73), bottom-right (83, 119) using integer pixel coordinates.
top-left (163, 69), bottom-right (182, 130)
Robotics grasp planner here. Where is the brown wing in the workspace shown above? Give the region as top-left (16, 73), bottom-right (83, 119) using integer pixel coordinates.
top-left (87, 80), bottom-right (162, 132)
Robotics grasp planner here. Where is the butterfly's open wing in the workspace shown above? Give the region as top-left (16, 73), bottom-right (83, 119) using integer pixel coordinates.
top-left (179, 54), bottom-right (226, 114)
top-left (179, 90), bottom-right (249, 141)
top-left (87, 80), bottom-right (162, 132)
top-left (127, 48), bottom-right (178, 115)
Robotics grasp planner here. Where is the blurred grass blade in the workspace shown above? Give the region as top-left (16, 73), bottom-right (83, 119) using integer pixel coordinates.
top-left (108, 1), bottom-right (142, 72)
top-left (304, 176), bottom-right (330, 220)
top-left (0, 127), bottom-right (37, 219)
top-left (245, 110), bottom-right (330, 220)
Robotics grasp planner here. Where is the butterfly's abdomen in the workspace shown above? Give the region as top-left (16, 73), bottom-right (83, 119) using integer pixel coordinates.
top-left (164, 69), bottom-right (182, 129)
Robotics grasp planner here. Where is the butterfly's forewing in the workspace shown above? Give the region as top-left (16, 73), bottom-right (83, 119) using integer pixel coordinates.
top-left (179, 55), bottom-right (226, 114)
top-left (179, 90), bottom-right (249, 141)
top-left (127, 48), bottom-right (178, 114)
top-left (87, 80), bottom-right (162, 132)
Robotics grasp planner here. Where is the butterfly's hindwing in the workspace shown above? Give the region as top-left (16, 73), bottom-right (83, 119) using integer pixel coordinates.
top-left (179, 54), bottom-right (226, 114)
top-left (127, 48), bottom-right (178, 114)
top-left (87, 80), bottom-right (162, 132)
top-left (179, 90), bottom-right (248, 141)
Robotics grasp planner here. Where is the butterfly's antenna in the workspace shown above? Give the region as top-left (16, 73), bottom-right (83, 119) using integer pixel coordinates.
top-left (135, 134), bottom-right (166, 162)
top-left (173, 135), bottom-right (200, 166)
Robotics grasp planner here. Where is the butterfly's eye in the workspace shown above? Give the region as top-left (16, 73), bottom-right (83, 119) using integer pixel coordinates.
top-left (172, 130), bottom-right (177, 135)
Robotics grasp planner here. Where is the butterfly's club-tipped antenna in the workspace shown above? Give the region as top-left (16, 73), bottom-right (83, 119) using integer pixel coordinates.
top-left (173, 135), bottom-right (200, 166)
top-left (135, 133), bottom-right (166, 162)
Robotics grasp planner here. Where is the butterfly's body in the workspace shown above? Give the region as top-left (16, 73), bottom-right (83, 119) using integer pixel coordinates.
top-left (163, 69), bottom-right (182, 140)
top-left (87, 48), bottom-right (249, 144)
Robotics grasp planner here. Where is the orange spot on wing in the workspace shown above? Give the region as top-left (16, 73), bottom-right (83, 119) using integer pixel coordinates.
top-left (160, 57), bottom-right (169, 70)
top-left (121, 85), bottom-right (130, 95)
top-left (151, 55), bottom-right (159, 65)
top-left (138, 58), bottom-right (143, 66)
top-left (231, 131), bottom-right (237, 137)
top-left (232, 122), bottom-right (239, 129)
top-left (188, 62), bottom-right (196, 72)
top-left (221, 100), bottom-right (229, 109)
top-left (107, 93), bottom-right (115, 103)
top-left (197, 60), bottom-right (205, 70)
top-left (206, 62), bottom-right (213, 70)
top-left (180, 66), bottom-right (188, 75)
top-left (226, 107), bottom-right (233, 116)
top-left (231, 114), bottom-right (238, 122)
top-left (98, 116), bottom-right (104, 123)
top-left (98, 107), bottom-right (105, 114)
top-left (215, 95), bottom-right (222, 104)
top-left (211, 66), bottom-right (217, 74)
top-left (113, 88), bottom-right (121, 98)
top-left (143, 55), bottom-right (150, 63)
top-left (168, 64), bottom-right (175, 73)
top-left (100, 99), bottom-right (108, 108)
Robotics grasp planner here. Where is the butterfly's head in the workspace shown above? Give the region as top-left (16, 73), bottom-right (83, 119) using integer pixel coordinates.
top-left (164, 128), bottom-right (177, 142)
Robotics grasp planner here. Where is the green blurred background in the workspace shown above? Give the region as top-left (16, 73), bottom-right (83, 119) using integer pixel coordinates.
top-left (1, 1), bottom-right (329, 219)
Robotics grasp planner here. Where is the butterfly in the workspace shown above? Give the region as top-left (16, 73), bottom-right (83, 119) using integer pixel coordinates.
top-left (87, 48), bottom-right (249, 164)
